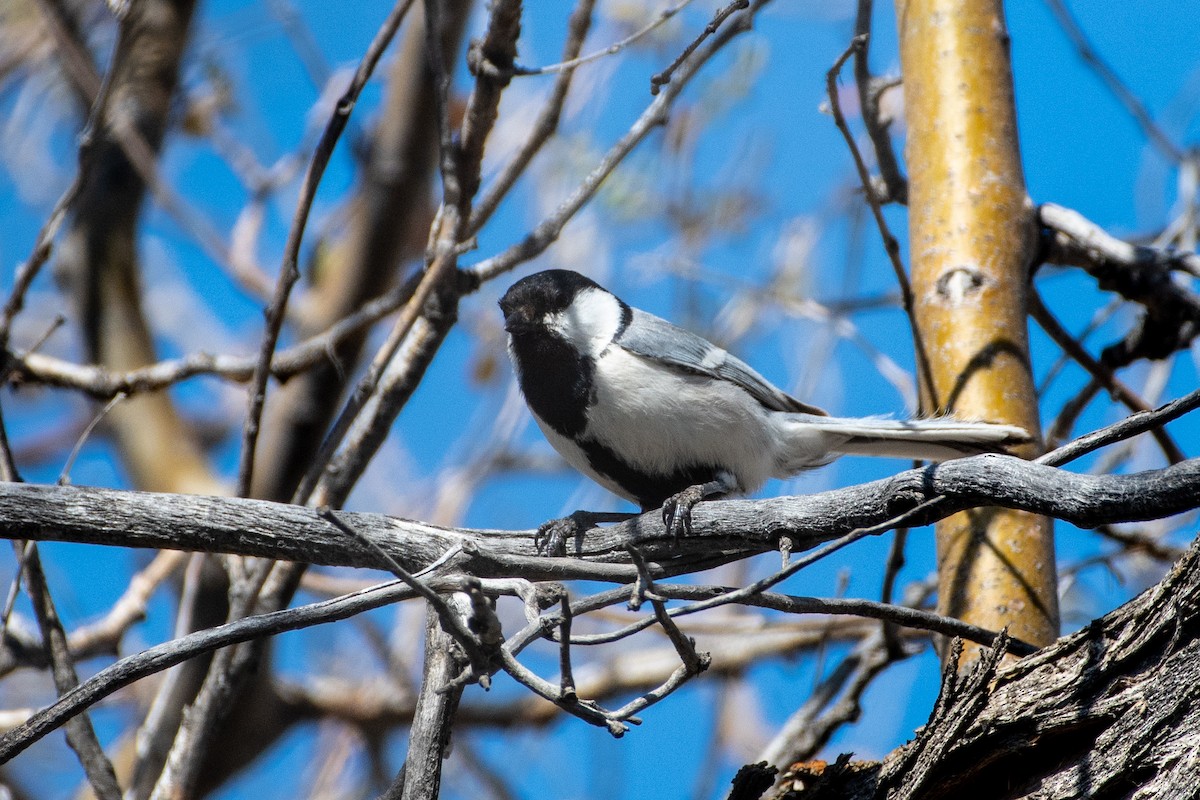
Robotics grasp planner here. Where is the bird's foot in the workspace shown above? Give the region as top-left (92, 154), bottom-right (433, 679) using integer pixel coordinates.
top-left (660, 472), bottom-right (738, 542)
top-left (534, 511), bottom-right (632, 556)
top-left (534, 516), bottom-right (579, 556)
top-left (661, 486), bottom-right (707, 540)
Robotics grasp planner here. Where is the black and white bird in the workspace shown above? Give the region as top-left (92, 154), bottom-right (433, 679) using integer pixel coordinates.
top-left (499, 269), bottom-right (1028, 549)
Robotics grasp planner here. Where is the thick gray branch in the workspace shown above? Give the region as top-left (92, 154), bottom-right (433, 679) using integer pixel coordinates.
top-left (0, 455), bottom-right (1195, 580)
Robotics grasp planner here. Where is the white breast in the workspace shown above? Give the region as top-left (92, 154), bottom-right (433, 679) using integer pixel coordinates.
top-left (583, 346), bottom-right (778, 494)
top-left (532, 419), bottom-right (643, 504)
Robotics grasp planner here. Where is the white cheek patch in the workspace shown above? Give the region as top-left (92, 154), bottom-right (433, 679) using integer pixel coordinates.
top-left (546, 287), bottom-right (625, 359)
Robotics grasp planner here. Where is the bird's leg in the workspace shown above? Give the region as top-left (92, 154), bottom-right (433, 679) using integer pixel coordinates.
top-left (661, 471), bottom-right (737, 540)
top-left (535, 510), bottom-right (633, 556)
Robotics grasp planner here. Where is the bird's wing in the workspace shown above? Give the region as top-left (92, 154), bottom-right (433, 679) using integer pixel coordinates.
top-left (615, 308), bottom-right (828, 415)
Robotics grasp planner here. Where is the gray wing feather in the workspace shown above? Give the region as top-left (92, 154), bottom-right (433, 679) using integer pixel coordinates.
top-left (616, 308), bottom-right (827, 415)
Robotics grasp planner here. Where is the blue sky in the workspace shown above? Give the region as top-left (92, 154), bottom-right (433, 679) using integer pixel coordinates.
top-left (1, 0), bottom-right (1197, 797)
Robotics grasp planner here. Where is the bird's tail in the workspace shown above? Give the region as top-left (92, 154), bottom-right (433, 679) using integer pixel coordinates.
top-left (775, 413), bottom-right (1031, 472)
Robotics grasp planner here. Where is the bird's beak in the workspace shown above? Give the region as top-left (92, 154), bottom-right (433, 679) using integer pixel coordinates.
top-left (501, 303), bottom-right (537, 334)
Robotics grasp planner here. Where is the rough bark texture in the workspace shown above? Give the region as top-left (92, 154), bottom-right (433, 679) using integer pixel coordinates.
top-left (777, 527), bottom-right (1200, 800)
top-left (0, 455), bottom-right (1193, 580)
top-left (382, 608), bottom-right (466, 800)
top-left (896, 0), bottom-right (1059, 658)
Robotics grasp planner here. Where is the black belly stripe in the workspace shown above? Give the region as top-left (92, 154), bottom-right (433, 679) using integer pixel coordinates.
top-left (578, 437), bottom-right (723, 509)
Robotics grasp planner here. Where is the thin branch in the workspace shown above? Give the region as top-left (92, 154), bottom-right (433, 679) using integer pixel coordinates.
top-left (1037, 386), bottom-right (1200, 467)
top-left (19, 543), bottom-right (122, 798)
top-left (826, 36), bottom-right (910, 305)
top-left (0, 579), bottom-right (421, 763)
top-left (235, 0), bottom-right (416, 498)
top-left (659, 494), bottom-right (950, 624)
top-left (561, 549), bottom-right (710, 726)
top-left (649, 0), bottom-right (748, 96)
top-left (1042, 0), bottom-right (1184, 164)
top-left (467, 0), bottom-right (772, 284)
top-left (12, 278), bottom-right (415, 397)
top-left (628, 548), bottom-right (711, 676)
top-left (879, 524), bottom-right (909, 653)
top-left (0, 183), bottom-right (82, 358)
top-left (851, 0), bottom-right (906, 203)
top-left (265, 0), bottom-right (333, 90)
top-left (319, 508), bottom-right (490, 676)
top-left (468, 0), bottom-right (597, 234)
top-left (11, 283), bottom-right (415, 400)
top-left (758, 628), bottom-right (898, 768)
top-left (513, 0), bottom-right (695, 77)
top-left (0, 400), bottom-right (27, 656)
top-left (1092, 523), bottom-right (1183, 564)
top-left (556, 593), bottom-right (576, 701)
top-left (456, 0), bottom-right (523, 207)
top-left (486, 643), bottom-right (634, 735)
top-left (1029, 290), bottom-right (1185, 464)
top-left (1037, 298), bottom-right (1122, 395)
top-left (57, 393), bottom-right (126, 484)
top-left (555, 578), bottom-right (1032, 656)
top-left (826, 35), bottom-right (937, 409)
top-left (1047, 378), bottom-right (1103, 450)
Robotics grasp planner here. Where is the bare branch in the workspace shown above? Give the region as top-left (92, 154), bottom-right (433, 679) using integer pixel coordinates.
top-left (1042, 0), bottom-right (1184, 164)
top-left (1028, 290), bottom-right (1185, 464)
top-left (383, 608), bottom-right (466, 800)
top-left (851, 0), bottom-right (907, 204)
top-left (468, 0), bottom-right (597, 234)
top-left (649, 0), bottom-right (748, 96)
top-left (12, 280), bottom-right (414, 398)
top-left (758, 628), bottom-right (898, 769)
top-left (513, 0), bottom-right (694, 77)
top-left (1038, 203), bottom-right (1200, 367)
top-left (19, 543), bottom-right (122, 798)
top-left (0, 454), bottom-right (1195, 579)
top-left (236, 0), bottom-right (417, 497)
top-left (1037, 386), bottom-right (1200, 467)
top-left (466, 0), bottom-right (773, 284)
top-left (319, 508), bottom-right (491, 675)
top-left (826, 35), bottom-right (936, 408)
top-left (0, 579), bottom-right (419, 763)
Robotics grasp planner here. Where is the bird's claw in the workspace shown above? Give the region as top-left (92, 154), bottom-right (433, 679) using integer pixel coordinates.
top-left (534, 516), bottom-right (579, 556)
top-left (534, 511), bottom-right (636, 556)
top-left (662, 486), bottom-right (705, 541)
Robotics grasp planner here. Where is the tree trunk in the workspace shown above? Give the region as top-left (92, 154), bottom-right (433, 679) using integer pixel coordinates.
top-left (777, 531), bottom-right (1200, 799)
top-left (896, 0), bottom-right (1059, 662)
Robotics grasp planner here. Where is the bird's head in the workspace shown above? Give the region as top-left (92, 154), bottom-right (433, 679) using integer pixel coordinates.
top-left (499, 270), bottom-right (629, 357)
